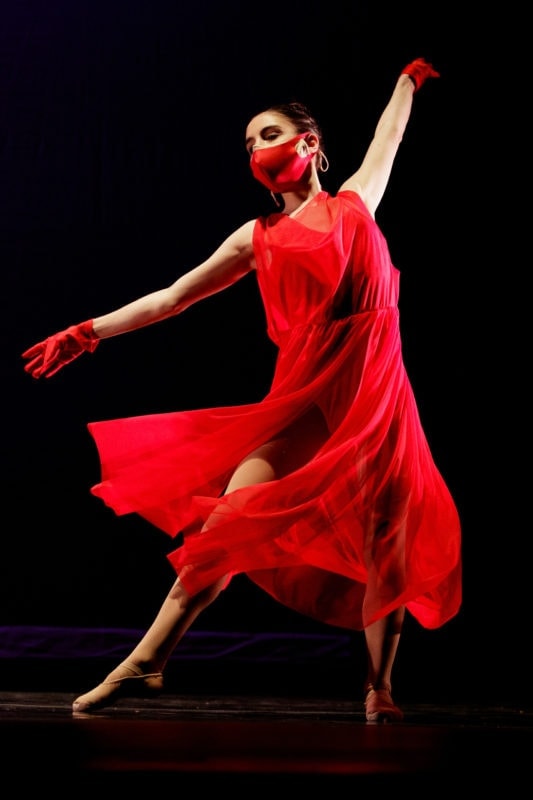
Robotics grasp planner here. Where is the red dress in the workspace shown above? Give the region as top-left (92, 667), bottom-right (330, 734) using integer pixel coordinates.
top-left (89, 190), bottom-right (462, 631)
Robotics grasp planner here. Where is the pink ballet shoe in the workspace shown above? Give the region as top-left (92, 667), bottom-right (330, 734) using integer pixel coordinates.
top-left (72, 661), bottom-right (164, 713)
top-left (364, 685), bottom-right (404, 723)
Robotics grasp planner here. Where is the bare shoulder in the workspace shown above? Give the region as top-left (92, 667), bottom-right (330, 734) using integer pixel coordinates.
top-left (337, 178), bottom-right (374, 217)
top-left (216, 218), bottom-right (257, 270)
top-left (199, 218), bottom-right (257, 278)
top-left (225, 218), bottom-right (256, 256)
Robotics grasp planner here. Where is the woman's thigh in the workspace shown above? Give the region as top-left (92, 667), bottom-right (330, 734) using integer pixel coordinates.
top-left (225, 405), bottom-right (329, 493)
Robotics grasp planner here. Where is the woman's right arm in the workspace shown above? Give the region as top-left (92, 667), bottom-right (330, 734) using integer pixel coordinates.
top-left (92, 218), bottom-right (256, 339)
top-left (22, 218), bottom-right (256, 378)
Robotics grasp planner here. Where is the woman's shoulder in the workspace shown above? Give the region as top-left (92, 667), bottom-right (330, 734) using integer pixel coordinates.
top-left (334, 187), bottom-right (364, 204)
top-left (332, 188), bottom-right (374, 219)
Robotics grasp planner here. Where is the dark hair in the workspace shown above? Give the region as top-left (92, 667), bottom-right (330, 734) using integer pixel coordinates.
top-left (264, 101), bottom-right (325, 153)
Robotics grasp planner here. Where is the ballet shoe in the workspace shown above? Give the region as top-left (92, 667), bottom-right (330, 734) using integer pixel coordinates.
top-left (72, 661), bottom-right (164, 713)
top-left (364, 684), bottom-right (404, 723)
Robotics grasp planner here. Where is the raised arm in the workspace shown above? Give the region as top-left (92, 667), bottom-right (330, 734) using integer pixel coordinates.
top-left (22, 218), bottom-right (256, 378)
top-left (339, 58), bottom-right (440, 217)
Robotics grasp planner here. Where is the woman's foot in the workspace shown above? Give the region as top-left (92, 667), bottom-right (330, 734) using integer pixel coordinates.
top-left (364, 684), bottom-right (404, 723)
top-left (72, 661), bottom-right (164, 713)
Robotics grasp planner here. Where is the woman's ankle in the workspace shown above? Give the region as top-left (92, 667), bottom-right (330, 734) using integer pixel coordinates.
top-left (364, 680), bottom-right (392, 697)
top-left (119, 657), bottom-right (163, 676)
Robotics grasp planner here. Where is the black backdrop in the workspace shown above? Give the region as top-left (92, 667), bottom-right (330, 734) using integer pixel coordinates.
top-left (1, 1), bottom-right (522, 703)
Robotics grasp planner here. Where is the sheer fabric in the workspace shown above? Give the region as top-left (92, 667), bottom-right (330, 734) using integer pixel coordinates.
top-left (89, 190), bottom-right (461, 631)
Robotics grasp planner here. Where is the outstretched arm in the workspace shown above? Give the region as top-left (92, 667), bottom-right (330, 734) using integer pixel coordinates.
top-left (91, 219), bottom-right (255, 338)
top-left (22, 218), bottom-right (256, 378)
top-left (339, 58), bottom-right (440, 217)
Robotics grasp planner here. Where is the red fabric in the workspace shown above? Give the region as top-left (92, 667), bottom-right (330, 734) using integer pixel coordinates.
top-left (89, 191), bottom-right (461, 631)
top-left (401, 58), bottom-right (440, 91)
top-left (250, 133), bottom-right (313, 193)
top-left (22, 319), bottom-right (99, 379)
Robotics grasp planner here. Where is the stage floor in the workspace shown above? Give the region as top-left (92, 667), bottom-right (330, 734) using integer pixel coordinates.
top-left (2, 689), bottom-right (531, 791)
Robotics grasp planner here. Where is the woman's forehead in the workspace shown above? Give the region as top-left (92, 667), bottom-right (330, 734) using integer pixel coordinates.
top-left (245, 111), bottom-right (290, 136)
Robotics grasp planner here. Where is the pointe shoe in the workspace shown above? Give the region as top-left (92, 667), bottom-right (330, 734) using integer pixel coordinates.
top-left (364, 685), bottom-right (404, 723)
top-left (72, 661), bottom-right (164, 713)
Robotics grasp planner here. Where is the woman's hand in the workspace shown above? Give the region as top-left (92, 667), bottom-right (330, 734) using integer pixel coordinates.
top-left (22, 319), bottom-right (99, 378)
top-left (401, 58), bottom-right (440, 91)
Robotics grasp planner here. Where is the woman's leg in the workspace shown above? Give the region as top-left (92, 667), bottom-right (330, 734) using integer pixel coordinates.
top-left (73, 405), bottom-right (330, 713)
top-left (363, 606), bottom-right (405, 722)
top-left (72, 575), bottom-right (227, 712)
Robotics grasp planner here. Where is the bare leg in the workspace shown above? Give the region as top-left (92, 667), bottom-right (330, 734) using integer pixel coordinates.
top-left (73, 405), bottom-right (330, 713)
top-left (363, 606), bottom-right (405, 722)
top-left (72, 575), bottom-right (227, 712)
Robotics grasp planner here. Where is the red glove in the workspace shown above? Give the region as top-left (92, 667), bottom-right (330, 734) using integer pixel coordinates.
top-left (22, 319), bottom-right (99, 379)
top-left (401, 58), bottom-right (440, 91)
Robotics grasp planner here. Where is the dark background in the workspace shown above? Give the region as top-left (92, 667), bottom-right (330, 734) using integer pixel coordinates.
top-left (1, 2), bottom-right (521, 703)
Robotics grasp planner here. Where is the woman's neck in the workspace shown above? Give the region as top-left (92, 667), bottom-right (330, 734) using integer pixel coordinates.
top-left (281, 184), bottom-right (323, 216)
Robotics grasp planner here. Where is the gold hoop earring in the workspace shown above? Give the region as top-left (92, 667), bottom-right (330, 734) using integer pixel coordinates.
top-left (318, 151), bottom-right (330, 173)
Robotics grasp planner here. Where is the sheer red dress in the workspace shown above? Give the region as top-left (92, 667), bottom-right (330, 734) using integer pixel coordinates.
top-left (89, 190), bottom-right (462, 631)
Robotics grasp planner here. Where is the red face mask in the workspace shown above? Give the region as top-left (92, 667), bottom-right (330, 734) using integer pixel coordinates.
top-left (250, 133), bottom-right (313, 193)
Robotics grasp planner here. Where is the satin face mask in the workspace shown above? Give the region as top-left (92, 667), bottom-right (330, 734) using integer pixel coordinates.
top-left (250, 133), bottom-right (313, 193)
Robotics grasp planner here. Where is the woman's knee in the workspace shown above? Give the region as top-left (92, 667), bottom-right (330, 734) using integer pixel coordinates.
top-left (170, 573), bottom-right (228, 609)
top-left (192, 575), bottom-right (229, 609)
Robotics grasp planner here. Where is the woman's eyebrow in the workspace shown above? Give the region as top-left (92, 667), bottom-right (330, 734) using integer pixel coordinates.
top-left (245, 125), bottom-right (281, 148)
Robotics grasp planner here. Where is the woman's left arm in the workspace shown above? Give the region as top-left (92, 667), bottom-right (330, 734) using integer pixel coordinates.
top-left (340, 58), bottom-right (439, 217)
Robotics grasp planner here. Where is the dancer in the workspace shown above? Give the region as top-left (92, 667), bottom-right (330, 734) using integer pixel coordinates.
top-left (22, 57), bottom-right (461, 722)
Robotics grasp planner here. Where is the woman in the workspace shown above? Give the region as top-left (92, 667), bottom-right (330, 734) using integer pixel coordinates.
top-left (22, 57), bottom-right (462, 722)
